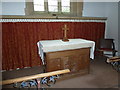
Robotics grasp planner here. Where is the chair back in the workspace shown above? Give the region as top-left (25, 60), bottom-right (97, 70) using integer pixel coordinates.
top-left (99, 39), bottom-right (115, 50)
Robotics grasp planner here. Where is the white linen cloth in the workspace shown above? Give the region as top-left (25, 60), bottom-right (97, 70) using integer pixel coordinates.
top-left (37, 39), bottom-right (95, 65)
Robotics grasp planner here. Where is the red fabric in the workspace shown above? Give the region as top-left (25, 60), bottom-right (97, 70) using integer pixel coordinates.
top-left (2, 22), bottom-right (105, 70)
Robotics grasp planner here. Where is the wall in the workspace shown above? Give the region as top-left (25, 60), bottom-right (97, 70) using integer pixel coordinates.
top-left (83, 2), bottom-right (106, 17)
top-left (1, 2), bottom-right (25, 15)
top-left (83, 2), bottom-right (119, 54)
top-left (2, 2), bottom-right (107, 16)
top-left (118, 1), bottom-right (120, 56)
top-left (0, 28), bottom-right (1, 89)
top-left (0, 2), bottom-right (2, 15)
top-left (105, 2), bottom-right (118, 53)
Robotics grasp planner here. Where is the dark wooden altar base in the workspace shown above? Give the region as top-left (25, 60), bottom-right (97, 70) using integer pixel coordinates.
top-left (44, 48), bottom-right (90, 75)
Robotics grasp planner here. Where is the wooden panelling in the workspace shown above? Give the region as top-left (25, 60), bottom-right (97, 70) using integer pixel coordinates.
top-left (45, 48), bottom-right (90, 73)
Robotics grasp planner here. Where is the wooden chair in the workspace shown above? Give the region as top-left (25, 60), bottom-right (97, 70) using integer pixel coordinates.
top-left (97, 38), bottom-right (117, 57)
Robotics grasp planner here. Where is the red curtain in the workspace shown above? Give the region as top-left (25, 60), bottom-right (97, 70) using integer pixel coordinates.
top-left (2, 22), bottom-right (105, 71)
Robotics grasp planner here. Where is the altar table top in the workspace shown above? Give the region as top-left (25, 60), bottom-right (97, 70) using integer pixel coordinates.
top-left (37, 39), bottom-right (95, 64)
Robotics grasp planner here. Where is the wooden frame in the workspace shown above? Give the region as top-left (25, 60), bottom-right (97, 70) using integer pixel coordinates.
top-left (25, 1), bottom-right (83, 17)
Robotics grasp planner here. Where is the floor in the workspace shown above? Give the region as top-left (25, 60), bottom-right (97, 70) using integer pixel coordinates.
top-left (1, 56), bottom-right (120, 89)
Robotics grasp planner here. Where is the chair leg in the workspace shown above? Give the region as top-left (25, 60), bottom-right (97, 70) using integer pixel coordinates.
top-left (98, 51), bottom-right (104, 56)
top-left (113, 51), bottom-right (116, 57)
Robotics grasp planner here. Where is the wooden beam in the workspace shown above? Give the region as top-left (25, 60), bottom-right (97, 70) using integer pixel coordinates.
top-left (0, 69), bottom-right (70, 85)
top-left (1, 15), bottom-right (107, 20)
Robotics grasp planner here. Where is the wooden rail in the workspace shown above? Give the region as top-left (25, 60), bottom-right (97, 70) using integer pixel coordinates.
top-left (107, 56), bottom-right (120, 63)
top-left (0, 69), bottom-right (70, 85)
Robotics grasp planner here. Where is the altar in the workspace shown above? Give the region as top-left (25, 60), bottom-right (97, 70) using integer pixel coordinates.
top-left (37, 39), bottom-right (95, 73)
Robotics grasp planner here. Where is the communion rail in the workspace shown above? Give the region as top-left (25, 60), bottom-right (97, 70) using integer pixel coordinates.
top-left (0, 69), bottom-right (70, 88)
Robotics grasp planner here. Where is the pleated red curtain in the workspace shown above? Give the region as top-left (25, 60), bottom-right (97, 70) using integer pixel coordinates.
top-left (2, 22), bottom-right (105, 70)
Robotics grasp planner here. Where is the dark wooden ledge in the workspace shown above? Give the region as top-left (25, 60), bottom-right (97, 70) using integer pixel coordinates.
top-left (1, 15), bottom-right (107, 20)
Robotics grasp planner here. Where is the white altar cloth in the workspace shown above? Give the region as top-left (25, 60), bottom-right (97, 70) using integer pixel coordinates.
top-left (37, 39), bottom-right (95, 65)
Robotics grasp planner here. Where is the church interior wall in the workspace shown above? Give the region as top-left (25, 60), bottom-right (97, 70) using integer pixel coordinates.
top-left (118, 1), bottom-right (120, 56)
top-left (1, 1), bottom-right (119, 54)
top-left (83, 2), bottom-right (118, 54)
top-left (0, 1), bottom-right (119, 70)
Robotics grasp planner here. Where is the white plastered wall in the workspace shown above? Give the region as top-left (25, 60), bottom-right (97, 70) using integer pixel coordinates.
top-left (83, 2), bottom-right (119, 55)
